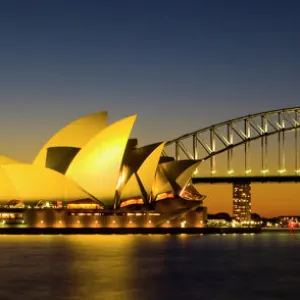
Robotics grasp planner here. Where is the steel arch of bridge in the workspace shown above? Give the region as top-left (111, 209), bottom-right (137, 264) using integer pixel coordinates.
top-left (163, 107), bottom-right (300, 175)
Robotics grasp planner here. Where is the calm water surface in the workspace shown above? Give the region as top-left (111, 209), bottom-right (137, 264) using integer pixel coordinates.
top-left (0, 233), bottom-right (299, 300)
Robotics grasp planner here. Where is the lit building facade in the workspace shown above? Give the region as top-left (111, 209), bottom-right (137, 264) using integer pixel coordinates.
top-left (0, 111), bottom-right (207, 229)
top-left (232, 182), bottom-right (251, 222)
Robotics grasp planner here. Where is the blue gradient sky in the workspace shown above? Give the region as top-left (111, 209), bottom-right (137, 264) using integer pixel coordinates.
top-left (1, 0), bottom-right (300, 216)
top-left (1, 0), bottom-right (300, 161)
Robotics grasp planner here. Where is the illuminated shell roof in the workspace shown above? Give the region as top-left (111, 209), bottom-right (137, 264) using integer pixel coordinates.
top-left (33, 111), bottom-right (107, 167)
top-left (0, 168), bottom-right (19, 201)
top-left (119, 173), bottom-right (140, 202)
top-left (152, 160), bottom-right (200, 199)
top-left (66, 115), bottom-right (137, 208)
top-left (0, 164), bottom-right (89, 202)
top-left (0, 111), bottom-right (201, 207)
top-left (120, 142), bottom-right (165, 204)
top-left (0, 155), bottom-right (21, 165)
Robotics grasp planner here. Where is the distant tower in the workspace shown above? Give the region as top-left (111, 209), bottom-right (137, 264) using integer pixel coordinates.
top-left (232, 182), bottom-right (251, 222)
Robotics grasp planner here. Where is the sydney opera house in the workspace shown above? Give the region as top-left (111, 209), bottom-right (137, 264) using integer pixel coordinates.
top-left (0, 112), bottom-right (207, 231)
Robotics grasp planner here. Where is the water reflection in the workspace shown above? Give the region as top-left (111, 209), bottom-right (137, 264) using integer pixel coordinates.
top-left (67, 235), bottom-right (137, 300)
top-left (0, 234), bottom-right (300, 300)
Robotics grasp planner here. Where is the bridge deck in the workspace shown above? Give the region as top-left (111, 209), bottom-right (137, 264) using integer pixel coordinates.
top-left (192, 176), bottom-right (300, 184)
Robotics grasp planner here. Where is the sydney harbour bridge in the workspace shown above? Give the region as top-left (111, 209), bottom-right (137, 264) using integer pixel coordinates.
top-left (163, 107), bottom-right (300, 184)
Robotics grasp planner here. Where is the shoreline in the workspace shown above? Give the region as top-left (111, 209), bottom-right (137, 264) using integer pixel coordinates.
top-left (262, 228), bottom-right (300, 232)
top-left (0, 227), bottom-right (262, 235)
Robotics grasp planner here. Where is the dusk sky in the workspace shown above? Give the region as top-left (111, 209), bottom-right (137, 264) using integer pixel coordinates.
top-left (1, 0), bottom-right (300, 216)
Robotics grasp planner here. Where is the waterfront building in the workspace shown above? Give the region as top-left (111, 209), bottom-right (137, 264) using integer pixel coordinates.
top-left (232, 182), bottom-right (251, 222)
top-left (0, 111), bottom-right (206, 229)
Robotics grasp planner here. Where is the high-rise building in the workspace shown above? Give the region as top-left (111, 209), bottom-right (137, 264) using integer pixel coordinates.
top-left (232, 182), bottom-right (251, 222)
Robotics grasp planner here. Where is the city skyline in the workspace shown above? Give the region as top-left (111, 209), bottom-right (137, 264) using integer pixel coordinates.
top-left (1, 0), bottom-right (300, 216)
top-left (199, 183), bottom-right (300, 218)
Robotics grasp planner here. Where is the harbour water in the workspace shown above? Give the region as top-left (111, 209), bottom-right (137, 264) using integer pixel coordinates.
top-left (0, 233), bottom-right (299, 300)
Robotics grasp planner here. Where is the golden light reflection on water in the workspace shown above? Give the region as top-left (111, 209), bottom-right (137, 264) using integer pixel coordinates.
top-left (62, 235), bottom-right (137, 300)
top-left (0, 234), bottom-right (299, 300)
top-left (0, 234), bottom-right (180, 300)
top-left (0, 235), bottom-right (140, 300)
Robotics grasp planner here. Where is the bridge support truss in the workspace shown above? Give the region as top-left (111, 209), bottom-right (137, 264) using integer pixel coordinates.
top-left (163, 107), bottom-right (300, 217)
top-left (163, 107), bottom-right (300, 176)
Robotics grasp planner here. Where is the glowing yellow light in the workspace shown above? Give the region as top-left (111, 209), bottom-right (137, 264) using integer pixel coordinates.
top-left (245, 169), bottom-right (252, 174)
top-left (1, 164), bottom-right (89, 203)
top-left (116, 168), bottom-right (126, 190)
top-left (278, 169), bottom-right (286, 174)
top-left (40, 220), bottom-right (44, 223)
top-left (180, 221), bottom-right (186, 228)
top-left (227, 169), bottom-right (234, 174)
top-left (66, 115), bottom-right (136, 208)
top-left (261, 169), bottom-right (269, 174)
